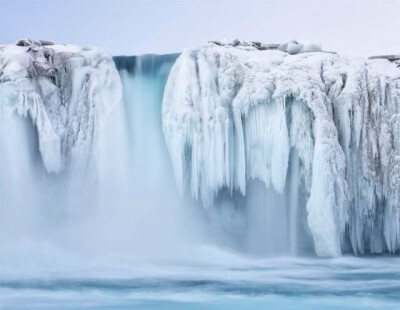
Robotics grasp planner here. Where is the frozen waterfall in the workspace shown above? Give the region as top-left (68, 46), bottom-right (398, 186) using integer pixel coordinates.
top-left (0, 44), bottom-right (202, 265)
top-left (1, 41), bottom-right (399, 260)
top-left (0, 43), bottom-right (122, 174)
top-left (162, 44), bottom-right (400, 257)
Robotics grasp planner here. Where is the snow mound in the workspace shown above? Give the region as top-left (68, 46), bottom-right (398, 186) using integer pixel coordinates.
top-left (0, 42), bottom-right (122, 173)
top-left (162, 45), bottom-right (400, 257)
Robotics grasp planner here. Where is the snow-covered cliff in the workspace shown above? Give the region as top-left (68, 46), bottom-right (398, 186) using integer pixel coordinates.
top-left (162, 44), bottom-right (400, 257)
top-left (0, 41), bottom-right (121, 173)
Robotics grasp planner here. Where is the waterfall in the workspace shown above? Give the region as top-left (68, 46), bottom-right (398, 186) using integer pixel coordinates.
top-left (113, 54), bottom-right (179, 187)
top-left (1, 43), bottom-right (398, 264)
top-left (0, 45), bottom-right (203, 271)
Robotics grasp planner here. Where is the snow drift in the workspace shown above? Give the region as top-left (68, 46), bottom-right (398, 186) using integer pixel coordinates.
top-left (162, 44), bottom-right (400, 257)
top-left (0, 42), bottom-right (121, 173)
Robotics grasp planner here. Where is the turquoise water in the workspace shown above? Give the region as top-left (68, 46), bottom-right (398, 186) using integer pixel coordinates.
top-left (1, 253), bottom-right (399, 309)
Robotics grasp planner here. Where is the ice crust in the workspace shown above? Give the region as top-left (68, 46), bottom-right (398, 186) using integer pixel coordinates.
top-left (0, 43), bottom-right (122, 173)
top-left (162, 44), bottom-right (400, 257)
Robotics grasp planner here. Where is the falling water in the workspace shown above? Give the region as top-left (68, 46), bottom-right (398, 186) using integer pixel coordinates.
top-left (1, 51), bottom-right (399, 310)
top-left (0, 53), bottom-right (207, 271)
top-left (0, 50), bottom-right (340, 265)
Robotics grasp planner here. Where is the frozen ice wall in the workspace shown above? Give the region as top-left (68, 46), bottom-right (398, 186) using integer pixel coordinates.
top-left (0, 42), bottom-right (121, 174)
top-left (0, 42), bottom-right (129, 266)
top-left (162, 44), bottom-right (400, 257)
top-left (0, 42), bottom-right (124, 270)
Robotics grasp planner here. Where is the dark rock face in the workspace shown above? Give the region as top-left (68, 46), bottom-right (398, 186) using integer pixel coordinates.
top-left (16, 39), bottom-right (32, 46)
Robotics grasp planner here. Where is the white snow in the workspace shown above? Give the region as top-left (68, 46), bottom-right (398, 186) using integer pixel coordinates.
top-left (162, 44), bottom-right (400, 257)
top-left (0, 43), bottom-right (122, 173)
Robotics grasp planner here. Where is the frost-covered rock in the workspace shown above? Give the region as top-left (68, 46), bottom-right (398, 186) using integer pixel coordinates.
top-left (279, 40), bottom-right (322, 54)
top-left (209, 39), bottom-right (324, 55)
top-left (162, 45), bottom-right (400, 257)
top-left (0, 42), bottom-right (122, 173)
top-left (369, 55), bottom-right (400, 68)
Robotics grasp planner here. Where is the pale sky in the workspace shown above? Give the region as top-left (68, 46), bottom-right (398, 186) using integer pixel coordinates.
top-left (1, 0), bottom-right (399, 57)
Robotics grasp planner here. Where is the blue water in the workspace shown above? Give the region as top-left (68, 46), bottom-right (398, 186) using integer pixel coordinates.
top-left (1, 253), bottom-right (399, 309)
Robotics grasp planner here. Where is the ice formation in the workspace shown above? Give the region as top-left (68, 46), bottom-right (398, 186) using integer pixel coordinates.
top-left (1, 38), bottom-right (399, 258)
top-left (0, 41), bottom-right (121, 173)
top-left (162, 43), bottom-right (400, 257)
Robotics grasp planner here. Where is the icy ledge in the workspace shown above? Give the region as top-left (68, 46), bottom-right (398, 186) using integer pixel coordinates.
top-left (162, 43), bottom-right (400, 257)
top-left (0, 41), bottom-right (122, 173)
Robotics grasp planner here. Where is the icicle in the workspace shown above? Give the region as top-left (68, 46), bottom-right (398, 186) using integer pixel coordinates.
top-left (0, 44), bottom-right (122, 174)
top-left (162, 45), bottom-right (400, 257)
